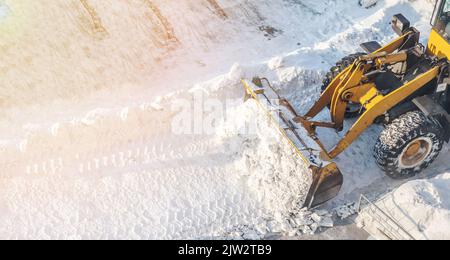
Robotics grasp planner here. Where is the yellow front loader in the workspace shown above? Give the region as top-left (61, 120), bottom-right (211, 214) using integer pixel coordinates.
top-left (244, 0), bottom-right (450, 208)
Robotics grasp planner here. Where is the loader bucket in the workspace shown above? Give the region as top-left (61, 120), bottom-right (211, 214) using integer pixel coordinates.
top-left (304, 163), bottom-right (343, 208)
top-left (242, 78), bottom-right (344, 209)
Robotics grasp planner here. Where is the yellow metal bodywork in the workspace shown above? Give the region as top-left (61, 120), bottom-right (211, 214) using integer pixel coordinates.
top-left (375, 31), bottom-right (414, 54)
top-left (305, 33), bottom-right (414, 121)
top-left (375, 52), bottom-right (408, 67)
top-left (328, 66), bottom-right (440, 158)
top-left (428, 29), bottom-right (450, 59)
top-left (297, 31), bottom-right (444, 160)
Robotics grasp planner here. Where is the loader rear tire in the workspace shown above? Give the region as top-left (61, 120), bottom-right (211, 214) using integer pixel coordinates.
top-left (321, 53), bottom-right (366, 118)
top-left (373, 111), bottom-right (444, 179)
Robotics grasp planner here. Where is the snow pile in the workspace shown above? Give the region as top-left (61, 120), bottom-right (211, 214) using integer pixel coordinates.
top-left (359, 173), bottom-right (450, 240)
top-left (224, 208), bottom-right (334, 239)
top-left (217, 100), bottom-right (313, 215)
top-left (216, 100), bottom-right (330, 237)
top-left (287, 209), bottom-right (334, 235)
top-left (335, 202), bottom-right (359, 220)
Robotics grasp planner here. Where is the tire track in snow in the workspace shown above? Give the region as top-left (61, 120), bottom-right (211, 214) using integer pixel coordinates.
top-left (0, 111), bottom-right (263, 239)
top-left (0, 84), bottom-right (317, 239)
top-left (142, 0), bottom-right (179, 45)
top-left (14, 135), bottom-right (219, 178)
top-left (79, 0), bottom-right (107, 36)
top-left (206, 0), bottom-right (228, 19)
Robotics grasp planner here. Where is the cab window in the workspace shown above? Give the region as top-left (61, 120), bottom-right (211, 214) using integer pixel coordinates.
top-left (434, 0), bottom-right (450, 39)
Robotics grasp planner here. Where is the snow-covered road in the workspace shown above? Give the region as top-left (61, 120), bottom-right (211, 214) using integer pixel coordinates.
top-left (0, 0), bottom-right (448, 239)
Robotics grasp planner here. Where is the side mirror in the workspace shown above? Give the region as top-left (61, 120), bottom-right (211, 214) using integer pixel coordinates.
top-left (392, 14), bottom-right (411, 35)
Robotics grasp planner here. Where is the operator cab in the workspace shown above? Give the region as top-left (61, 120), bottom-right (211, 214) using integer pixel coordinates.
top-left (429, 0), bottom-right (450, 59)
